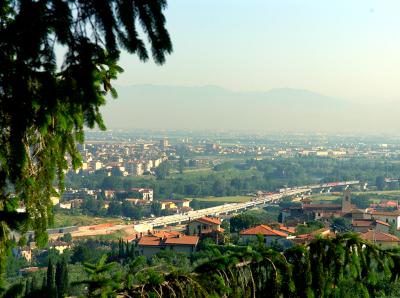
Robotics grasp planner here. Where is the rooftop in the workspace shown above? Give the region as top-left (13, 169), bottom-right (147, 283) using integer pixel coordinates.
top-left (195, 216), bottom-right (222, 225)
top-left (240, 225), bottom-right (288, 237)
top-left (302, 204), bottom-right (341, 210)
top-left (375, 220), bottom-right (390, 227)
top-left (164, 235), bottom-right (199, 246)
top-left (138, 234), bottom-right (199, 247)
top-left (278, 224), bottom-right (296, 234)
top-left (370, 210), bottom-right (400, 216)
top-left (137, 236), bottom-right (161, 246)
top-left (352, 220), bottom-right (374, 227)
top-left (361, 230), bottom-right (400, 243)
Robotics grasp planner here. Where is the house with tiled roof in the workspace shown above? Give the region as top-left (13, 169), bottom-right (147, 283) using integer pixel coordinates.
top-left (152, 230), bottom-right (182, 238)
top-left (159, 200), bottom-right (178, 210)
top-left (281, 191), bottom-right (355, 223)
top-left (369, 210), bottom-right (400, 229)
top-left (130, 188), bottom-right (153, 201)
top-left (187, 216), bottom-right (225, 244)
top-left (292, 228), bottom-right (335, 245)
top-left (360, 230), bottom-right (400, 248)
top-left (12, 246), bottom-right (32, 262)
top-left (239, 224), bottom-right (291, 247)
top-left (47, 241), bottom-right (72, 254)
top-left (137, 233), bottom-right (199, 257)
top-left (352, 219), bottom-right (390, 233)
top-left (278, 224), bottom-right (296, 235)
top-left (187, 217), bottom-right (223, 235)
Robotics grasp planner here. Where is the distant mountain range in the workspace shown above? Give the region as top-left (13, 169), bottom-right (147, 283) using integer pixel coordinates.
top-left (100, 84), bottom-right (400, 133)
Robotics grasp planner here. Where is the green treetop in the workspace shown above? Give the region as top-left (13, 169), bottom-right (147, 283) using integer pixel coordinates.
top-left (0, 0), bottom-right (171, 288)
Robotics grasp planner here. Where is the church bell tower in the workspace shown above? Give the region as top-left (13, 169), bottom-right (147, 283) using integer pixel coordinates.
top-left (342, 190), bottom-right (351, 213)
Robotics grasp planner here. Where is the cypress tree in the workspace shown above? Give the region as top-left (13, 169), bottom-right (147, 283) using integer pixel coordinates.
top-left (118, 239), bottom-right (124, 258)
top-left (41, 275), bottom-right (47, 292)
top-left (55, 258), bottom-right (69, 298)
top-left (55, 261), bottom-right (61, 298)
top-left (30, 276), bottom-right (37, 293)
top-left (125, 240), bottom-right (130, 258)
top-left (47, 258), bottom-right (55, 297)
top-left (63, 259), bottom-right (69, 298)
top-left (24, 278), bottom-right (30, 296)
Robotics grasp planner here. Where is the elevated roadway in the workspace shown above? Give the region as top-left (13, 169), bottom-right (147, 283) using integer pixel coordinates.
top-left (137, 180), bottom-right (360, 230)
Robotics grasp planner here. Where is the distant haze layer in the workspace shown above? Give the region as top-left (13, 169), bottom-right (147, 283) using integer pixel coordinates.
top-left (100, 85), bottom-right (400, 133)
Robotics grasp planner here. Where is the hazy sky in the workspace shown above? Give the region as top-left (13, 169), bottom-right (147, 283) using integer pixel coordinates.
top-left (115, 0), bottom-right (400, 101)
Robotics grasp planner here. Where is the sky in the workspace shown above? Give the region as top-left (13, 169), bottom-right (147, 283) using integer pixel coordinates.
top-left (115, 0), bottom-right (400, 102)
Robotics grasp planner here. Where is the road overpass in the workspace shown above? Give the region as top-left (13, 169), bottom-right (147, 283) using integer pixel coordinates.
top-left (136, 180), bottom-right (361, 230)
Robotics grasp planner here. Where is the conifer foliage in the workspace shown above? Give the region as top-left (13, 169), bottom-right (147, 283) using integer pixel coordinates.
top-left (0, 0), bottom-right (172, 288)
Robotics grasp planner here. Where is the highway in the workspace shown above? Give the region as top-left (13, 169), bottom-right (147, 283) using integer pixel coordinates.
top-left (136, 180), bottom-right (360, 230)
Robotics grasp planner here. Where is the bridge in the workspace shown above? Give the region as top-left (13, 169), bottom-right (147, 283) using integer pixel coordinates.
top-left (135, 180), bottom-right (361, 230)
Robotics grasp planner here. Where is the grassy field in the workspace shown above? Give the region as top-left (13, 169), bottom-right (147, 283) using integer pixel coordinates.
top-left (182, 167), bottom-right (212, 174)
top-left (169, 167), bottom-right (212, 177)
top-left (353, 190), bottom-right (400, 196)
top-left (310, 190), bottom-right (400, 204)
top-left (75, 229), bottom-right (129, 241)
top-left (310, 194), bottom-right (341, 202)
top-left (52, 212), bottom-right (125, 228)
top-left (170, 166), bottom-right (261, 180)
top-left (193, 196), bottom-right (252, 203)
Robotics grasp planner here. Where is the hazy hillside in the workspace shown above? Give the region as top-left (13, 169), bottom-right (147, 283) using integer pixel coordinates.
top-left (101, 85), bottom-right (400, 133)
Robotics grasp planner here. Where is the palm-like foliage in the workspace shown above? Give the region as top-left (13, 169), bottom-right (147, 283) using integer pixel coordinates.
top-left (74, 255), bottom-right (121, 298)
top-left (119, 234), bottom-right (400, 298)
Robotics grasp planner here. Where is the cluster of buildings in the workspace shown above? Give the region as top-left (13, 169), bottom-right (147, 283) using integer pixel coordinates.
top-left (134, 216), bottom-right (225, 256)
top-left (74, 141), bottom-right (168, 177)
top-left (56, 187), bottom-right (196, 217)
top-left (131, 190), bottom-right (400, 259)
top-left (13, 192), bottom-right (400, 273)
top-left (280, 191), bottom-right (400, 247)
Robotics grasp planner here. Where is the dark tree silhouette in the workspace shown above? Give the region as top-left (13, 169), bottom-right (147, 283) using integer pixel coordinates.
top-left (47, 258), bottom-right (55, 297)
top-left (376, 175), bottom-right (386, 191)
top-left (0, 0), bottom-right (171, 287)
top-left (55, 258), bottom-right (69, 298)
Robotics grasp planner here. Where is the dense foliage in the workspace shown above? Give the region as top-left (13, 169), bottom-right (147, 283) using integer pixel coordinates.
top-left (5, 230), bottom-right (400, 297)
top-left (117, 234), bottom-right (400, 297)
top-left (0, 0), bottom-right (171, 288)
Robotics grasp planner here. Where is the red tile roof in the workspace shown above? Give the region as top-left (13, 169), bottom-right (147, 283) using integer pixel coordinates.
top-left (375, 220), bottom-right (390, 227)
top-left (361, 231), bottom-right (400, 243)
top-left (138, 236), bottom-right (162, 246)
top-left (138, 234), bottom-right (199, 246)
top-left (240, 225), bottom-right (288, 237)
top-left (195, 217), bottom-right (221, 225)
top-left (152, 230), bottom-right (182, 238)
top-left (352, 220), bottom-right (374, 227)
top-left (303, 204), bottom-right (341, 210)
top-left (371, 210), bottom-right (400, 216)
top-left (385, 201), bottom-right (398, 207)
top-left (278, 225), bottom-right (296, 234)
top-left (164, 235), bottom-right (199, 246)
top-left (295, 228), bottom-right (334, 242)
